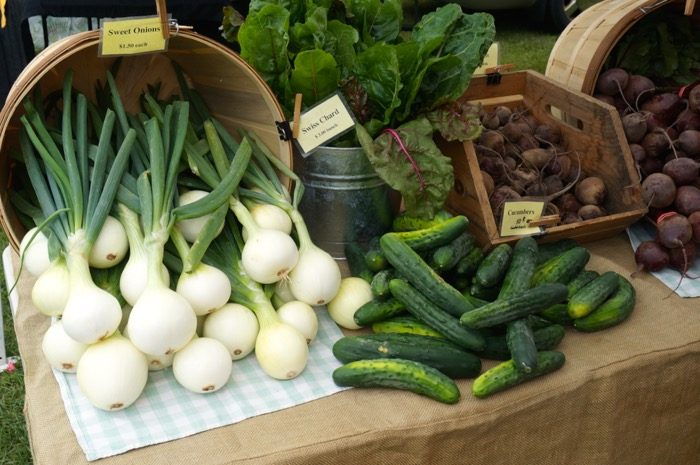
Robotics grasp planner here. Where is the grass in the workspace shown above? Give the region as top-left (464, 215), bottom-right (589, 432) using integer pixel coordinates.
top-left (0, 14), bottom-right (560, 465)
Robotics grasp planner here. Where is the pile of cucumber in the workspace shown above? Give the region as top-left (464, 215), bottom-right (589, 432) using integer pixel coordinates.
top-left (334, 212), bottom-right (636, 403)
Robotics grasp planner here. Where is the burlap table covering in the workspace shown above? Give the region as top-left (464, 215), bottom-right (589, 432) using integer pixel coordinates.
top-left (13, 233), bottom-right (700, 465)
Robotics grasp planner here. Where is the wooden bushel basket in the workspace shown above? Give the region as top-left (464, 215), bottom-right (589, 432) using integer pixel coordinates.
top-left (439, 71), bottom-right (648, 248)
top-left (0, 29), bottom-right (292, 252)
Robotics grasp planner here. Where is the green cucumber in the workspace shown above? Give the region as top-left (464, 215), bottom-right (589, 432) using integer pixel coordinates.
top-left (333, 358), bottom-right (461, 404)
top-left (370, 269), bottom-right (395, 300)
top-left (430, 232), bottom-right (476, 273)
top-left (498, 236), bottom-right (538, 299)
top-left (332, 333), bottom-right (482, 379)
top-left (574, 275), bottom-right (635, 332)
top-left (469, 281), bottom-right (500, 302)
top-left (481, 324), bottom-right (566, 361)
top-left (568, 271), bottom-right (620, 319)
top-left (365, 236), bottom-right (389, 272)
top-left (506, 319), bottom-right (538, 373)
top-left (566, 269), bottom-right (599, 299)
top-left (372, 315), bottom-right (445, 339)
top-left (474, 243), bottom-right (513, 288)
top-left (344, 241), bottom-right (374, 283)
top-left (389, 279), bottom-right (485, 352)
top-left (531, 246), bottom-right (590, 286)
top-left (392, 215), bottom-right (469, 252)
top-left (354, 298), bottom-right (406, 326)
top-left (539, 303), bottom-right (574, 326)
top-left (527, 314), bottom-right (556, 330)
top-left (536, 239), bottom-right (578, 265)
top-left (455, 247), bottom-right (484, 277)
top-left (392, 210), bottom-right (453, 232)
top-left (460, 283), bottom-right (568, 329)
top-left (471, 350), bottom-right (566, 398)
top-left (380, 233), bottom-right (476, 317)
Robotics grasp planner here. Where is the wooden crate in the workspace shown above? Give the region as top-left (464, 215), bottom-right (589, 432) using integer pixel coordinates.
top-left (439, 70), bottom-right (647, 248)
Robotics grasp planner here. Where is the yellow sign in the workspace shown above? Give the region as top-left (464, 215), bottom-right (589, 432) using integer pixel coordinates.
top-left (294, 93), bottom-right (356, 155)
top-left (500, 201), bottom-right (545, 237)
top-left (100, 16), bottom-right (167, 56)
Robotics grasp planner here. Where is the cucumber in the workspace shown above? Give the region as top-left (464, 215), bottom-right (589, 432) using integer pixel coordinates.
top-left (471, 351), bottom-right (566, 398)
top-left (539, 303), bottom-right (575, 326)
top-left (469, 281), bottom-right (500, 302)
top-left (392, 215), bottom-right (469, 252)
top-left (380, 233), bottom-right (477, 317)
top-left (430, 232), bottom-right (475, 273)
top-left (574, 275), bottom-right (635, 332)
top-left (568, 271), bottom-right (620, 319)
top-left (455, 246), bottom-right (484, 277)
top-left (370, 269), bottom-right (395, 300)
top-left (531, 246), bottom-right (590, 286)
top-left (460, 283), bottom-right (568, 329)
top-left (344, 241), bottom-right (374, 283)
top-left (332, 333), bottom-right (482, 379)
top-left (506, 319), bottom-right (538, 373)
top-left (333, 358), bottom-right (461, 404)
top-left (392, 209), bottom-right (453, 232)
top-left (354, 298), bottom-right (406, 326)
top-left (372, 315), bottom-right (445, 339)
top-left (536, 239), bottom-right (578, 265)
top-left (474, 243), bottom-right (513, 288)
top-left (527, 314), bottom-right (556, 330)
top-left (365, 236), bottom-right (389, 272)
top-left (481, 324), bottom-right (566, 361)
top-left (389, 279), bottom-right (485, 352)
top-left (566, 269), bottom-right (599, 299)
top-left (498, 236), bottom-right (538, 299)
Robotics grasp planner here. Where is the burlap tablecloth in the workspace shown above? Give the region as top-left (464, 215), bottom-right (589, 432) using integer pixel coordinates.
top-left (13, 234), bottom-right (700, 465)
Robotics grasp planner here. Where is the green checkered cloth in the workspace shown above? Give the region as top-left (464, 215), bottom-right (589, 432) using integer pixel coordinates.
top-left (626, 222), bottom-right (700, 297)
top-left (53, 310), bottom-right (347, 461)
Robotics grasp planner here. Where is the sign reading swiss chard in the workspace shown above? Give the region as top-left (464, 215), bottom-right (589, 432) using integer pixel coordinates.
top-left (223, 1), bottom-right (495, 218)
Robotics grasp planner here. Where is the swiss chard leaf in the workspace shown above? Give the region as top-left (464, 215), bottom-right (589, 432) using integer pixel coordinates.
top-left (289, 6), bottom-right (328, 54)
top-left (290, 50), bottom-right (340, 109)
top-left (426, 101), bottom-right (483, 142)
top-left (354, 43), bottom-right (402, 135)
top-left (356, 118), bottom-right (453, 219)
top-left (410, 3), bottom-right (463, 57)
top-left (325, 20), bottom-right (360, 77)
top-left (341, 0), bottom-right (403, 45)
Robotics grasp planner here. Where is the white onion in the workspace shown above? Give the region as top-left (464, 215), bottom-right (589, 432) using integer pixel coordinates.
top-left (249, 203), bottom-right (292, 234)
top-left (41, 319), bottom-right (88, 373)
top-left (327, 277), bottom-right (373, 330)
top-left (176, 263), bottom-right (231, 315)
top-left (119, 254), bottom-right (170, 306)
top-left (76, 333), bottom-right (148, 411)
top-left (254, 321), bottom-right (308, 379)
top-left (173, 337), bottom-right (232, 393)
top-left (19, 227), bottom-right (51, 277)
top-left (288, 244), bottom-right (341, 306)
top-left (203, 303), bottom-right (259, 360)
top-left (31, 260), bottom-right (70, 316)
top-left (241, 228), bottom-right (299, 284)
top-left (277, 301), bottom-right (318, 344)
top-left (176, 190), bottom-right (223, 242)
top-left (88, 216), bottom-right (129, 269)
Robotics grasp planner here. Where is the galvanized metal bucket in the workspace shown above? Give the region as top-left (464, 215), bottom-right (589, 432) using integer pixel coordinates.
top-left (294, 146), bottom-right (397, 260)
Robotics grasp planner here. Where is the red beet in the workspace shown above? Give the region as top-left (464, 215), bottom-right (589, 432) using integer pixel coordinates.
top-left (622, 75), bottom-right (656, 108)
top-left (657, 213), bottom-right (693, 248)
top-left (668, 242), bottom-right (696, 273)
top-left (634, 240), bottom-right (670, 272)
top-left (689, 211), bottom-right (700, 243)
top-left (596, 68), bottom-right (630, 96)
top-left (675, 185), bottom-right (700, 215)
top-left (641, 93), bottom-right (684, 127)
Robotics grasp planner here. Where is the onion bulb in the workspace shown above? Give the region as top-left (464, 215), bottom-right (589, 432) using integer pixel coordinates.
top-left (119, 254), bottom-right (170, 306)
top-left (76, 333), bottom-right (148, 411)
top-left (176, 263), bottom-right (231, 315)
top-left (173, 337), bottom-right (232, 393)
top-left (288, 244), bottom-right (341, 306)
top-left (176, 190), bottom-right (223, 243)
top-left (277, 301), bottom-right (318, 344)
top-left (41, 319), bottom-right (88, 373)
top-left (327, 277), bottom-right (373, 330)
top-left (31, 259), bottom-right (70, 316)
top-left (19, 227), bottom-right (51, 277)
top-left (254, 320), bottom-right (308, 380)
top-left (203, 303), bottom-right (258, 360)
top-left (88, 216), bottom-right (129, 269)
top-left (241, 228), bottom-right (299, 284)
top-left (249, 203), bottom-right (292, 234)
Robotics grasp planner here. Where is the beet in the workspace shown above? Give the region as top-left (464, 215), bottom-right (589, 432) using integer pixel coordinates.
top-left (517, 134), bottom-right (539, 152)
top-left (501, 122), bottom-right (522, 141)
top-left (689, 211), bottom-right (700, 242)
top-left (657, 213), bottom-right (693, 248)
top-left (622, 112), bottom-right (648, 143)
top-left (543, 175), bottom-right (564, 195)
top-left (677, 129), bottom-right (700, 157)
top-left (478, 155), bottom-right (506, 184)
top-left (641, 131), bottom-right (670, 158)
top-left (664, 151), bottom-right (689, 164)
top-left (521, 148), bottom-right (553, 169)
top-left (675, 185), bottom-right (700, 215)
top-left (663, 157), bottom-right (699, 186)
top-left (668, 242), bottom-right (696, 273)
top-left (575, 177), bottom-right (607, 206)
top-left (643, 112), bottom-right (667, 133)
top-left (494, 106), bottom-right (512, 126)
top-left (640, 93), bottom-right (684, 126)
top-left (622, 75), bottom-right (656, 108)
top-left (629, 143), bottom-right (647, 163)
top-left (634, 240), bottom-right (670, 272)
top-left (556, 193), bottom-right (582, 214)
top-left (578, 204), bottom-right (606, 220)
top-left (478, 130), bottom-right (505, 155)
top-left (534, 124), bottom-right (562, 145)
top-left (481, 111), bottom-right (500, 130)
top-left (594, 93), bottom-right (616, 106)
top-left (481, 170), bottom-right (495, 197)
top-left (688, 86), bottom-right (700, 113)
top-left (490, 185), bottom-right (521, 219)
top-left (642, 172), bottom-right (677, 208)
top-left (674, 109), bottom-right (700, 132)
top-left (596, 68), bottom-right (630, 97)
top-left (639, 156), bottom-right (665, 176)
top-left (561, 212), bottom-right (582, 224)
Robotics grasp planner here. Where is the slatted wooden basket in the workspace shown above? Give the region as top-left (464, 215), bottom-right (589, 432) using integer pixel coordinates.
top-left (0, 29), bottom-right (292, 252)
top-left (439, 70), bottom-right (647, 248)
top-left (545, 0), bottom-right (699, 95)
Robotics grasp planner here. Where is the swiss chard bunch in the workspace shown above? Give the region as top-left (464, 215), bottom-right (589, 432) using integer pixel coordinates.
top-left (223, 1), bottom-right (495, 218)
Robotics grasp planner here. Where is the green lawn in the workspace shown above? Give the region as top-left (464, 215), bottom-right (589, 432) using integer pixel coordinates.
top-left (0, 15), bottom-right (560, 465)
